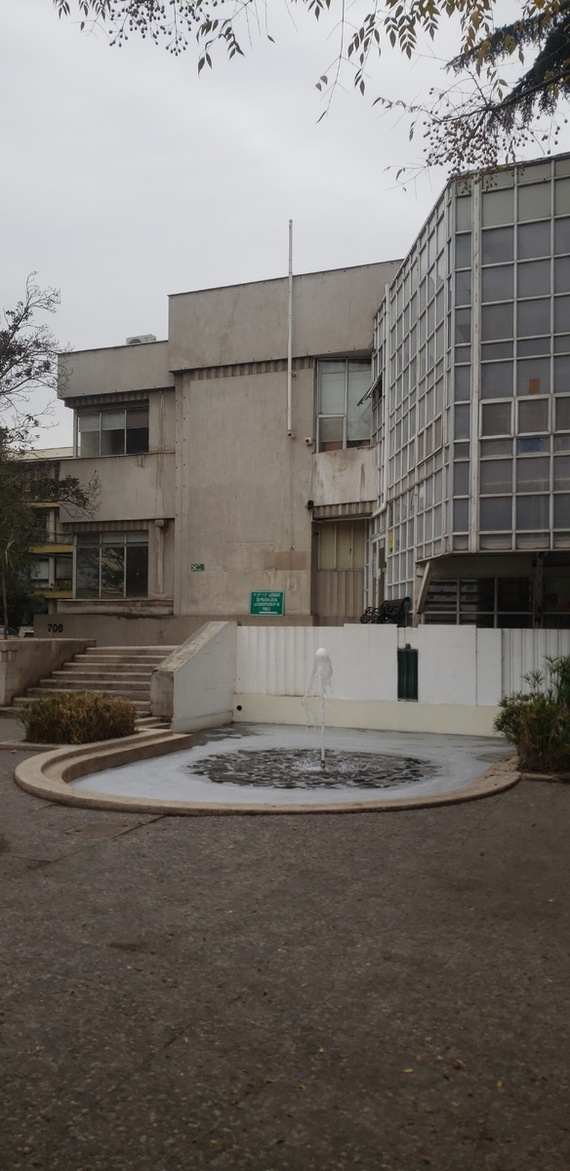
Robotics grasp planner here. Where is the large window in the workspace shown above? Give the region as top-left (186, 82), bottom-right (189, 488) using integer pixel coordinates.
top-left (316, 360), bottom-right (371, 451)
top-left (76, 532), bottom-right (148, 598)
top-left (77, 405), bottom-right (149, 457)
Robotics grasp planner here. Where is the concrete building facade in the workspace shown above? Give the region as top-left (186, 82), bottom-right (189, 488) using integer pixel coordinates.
top-left (44, 262), bottom-right (398, 643)
top-left (36, 153), bottom-right (570, 644)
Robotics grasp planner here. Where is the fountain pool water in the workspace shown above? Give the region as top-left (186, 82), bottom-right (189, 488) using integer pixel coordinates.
top-left (70, 724), bottom-right (511, 809)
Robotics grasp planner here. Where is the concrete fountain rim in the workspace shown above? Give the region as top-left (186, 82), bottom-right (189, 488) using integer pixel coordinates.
top-left (13, 726), bottom-right (520, 815)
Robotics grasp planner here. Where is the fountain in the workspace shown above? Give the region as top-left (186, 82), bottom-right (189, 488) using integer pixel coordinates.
top-left (64, 644), bottom-right (512, 810)
top-left (303, 647), bottom-right (333, 770)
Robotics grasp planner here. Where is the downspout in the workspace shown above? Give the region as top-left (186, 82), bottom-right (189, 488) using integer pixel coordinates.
top-left (287, 218), bottom-right (293, 436)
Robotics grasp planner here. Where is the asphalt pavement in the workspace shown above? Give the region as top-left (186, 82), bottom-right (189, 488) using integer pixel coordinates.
top-left (1, 737), bottom-right (568, 1171)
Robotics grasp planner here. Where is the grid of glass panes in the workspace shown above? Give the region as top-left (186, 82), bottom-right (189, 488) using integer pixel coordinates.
top-left (316, 361), bottom-right (372, 451)
top-left (380, 192), bottom-right (451, 597)
top-left (451, 176), bottom-right (475, 550)
top-left (76, 405), bottom-right (149, 457)
top-left (471, 156), bottom-right (570, 552)
top-left (75, 532), bottom-right (149, 598)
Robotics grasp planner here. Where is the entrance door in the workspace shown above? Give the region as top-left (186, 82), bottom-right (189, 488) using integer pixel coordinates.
top-left (312, 520), bottom-right (367, 624)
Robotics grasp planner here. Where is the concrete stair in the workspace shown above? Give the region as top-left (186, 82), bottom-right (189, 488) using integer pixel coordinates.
top-left (11, 645), bottom-right (178, 728)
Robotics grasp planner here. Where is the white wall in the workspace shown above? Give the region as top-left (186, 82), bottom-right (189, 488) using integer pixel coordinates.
top-left (501, 628), bottom-right (570, 695)
top-left (151, 621), bottom-right (237, 731)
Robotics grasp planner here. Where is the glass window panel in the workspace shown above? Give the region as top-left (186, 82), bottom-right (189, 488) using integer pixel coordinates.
top-left (126, 425), bottom-right (149, 454)
top-left (554, 295), bottom-right (570, 334)
top-left (480, 498), bottom-right (512, 530)
top-left (456, 196), bottom-right (471, 231)
top-left (480, 459), bottom-right (512, 494)
top-left (482, 226), bottom-right (514, 264)
top-left (77, 412), bottom-right (99, 432)
top-left (516, 496), bottom-right (549, 530)
top-left (555, 178), bottom-right (570, 215)
top-left (554, 217), bottom-right (570, 255)
top-left (518, 183), bottom-right (551, 221)
top-left (454, 366), bottom-right (470, 401)
top-left (30, 558), bottom-right (50, 583)
top-left (453, 462), bottom-right (470, 494)
top-left (455, 344), bottom-right (471, 363)
top-left (481, 341), bottom-right (513, 361)
top-left (455, 271), bottom-right (471, 305)
top-left (481, 437), bottom-right (512, 456)
top-left (517, 260), bottom-right (550, 298)
top-left (481, 361), bottom-right (513, 398)
top-left (78, 431), bottom-right (99, 458)
top-left (482, 265), bottom-right (513, 302)
top-left (553, 355), bottom-right (570, 392)
top-left (518, 398), bottom-right (549, 432)
top-left (75, 546), bottom-right (99, 598)
top-left (318, 363), bottom-right (345, 414)
top-left (555, 257), bottom-right (570, 292)
top-left (454, 403), bottom-right (470, 439)
top-left (126, 545), bottom-right (148, 597)
top-left (518, 221), bottom-right (550, 259)
top-left (516, 457), bottom-right (550, 491)
top-left (518, 337), bottom-right (550, 356)
top-left (101, 428), bottom-right (125, 456)
top-left (482, 188), bottom-right (514, 226)
top-left (347, 394), bottom-right (371, 445)
top-left (453, 499), bottom-right (469, 531)
top-left (318, 417), bottom-right (344, 451)
top-left (482, 401), bottom-right (512, 435)
top-left (454, 441), bottom-right (470, 458)
top-left (54, 556), bottom-right (73, 585)
top-left (455, 234), bottom-right (471, 268)
top-left (517, 298), bottom-right (550, 336)
top-left (101, 409), bottom-right (125, 429)
top-left (100, 546), bottom-right (124, 597)
top-left (516, 357), bottom-right (550, 396)
top-left (454, 307), bottom-right (471, 343)
top-left (555, 434), bottom-right (570, 451)
top-left (482, 302), bottom-right (513, 340)
top-left (556, 395), bottom-right (570, 429)
top-left (554, 456), bottom-right (570, 489)
top-left (76, 533), bottom-right (99, 546)
top-left (517, 436), bottom-right (548, 453)
top-left (554, 495), bottom-right (570, 527)
top-left (497, 577), bottom-right (531, 611)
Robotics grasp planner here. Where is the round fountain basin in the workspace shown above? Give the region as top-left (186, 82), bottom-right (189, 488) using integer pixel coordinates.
top-left (69, 724), bottom-right (513, 811)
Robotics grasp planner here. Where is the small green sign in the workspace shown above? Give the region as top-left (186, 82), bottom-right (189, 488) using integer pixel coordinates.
top-left (191, 563), bottom-right (205, 572)
top-left (249, 590), bottom-right (285, 617)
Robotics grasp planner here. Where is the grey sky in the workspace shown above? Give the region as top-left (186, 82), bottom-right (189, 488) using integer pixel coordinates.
top-left (2, 0), bottom-right (566, 445)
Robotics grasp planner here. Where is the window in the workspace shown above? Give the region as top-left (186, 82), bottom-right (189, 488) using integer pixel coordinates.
top-left (77, 405), bottom-right (149, 457)
top-left (75, 532), bottom-right (148, 598)
top-left (317, 360), bottom-right (371, 451)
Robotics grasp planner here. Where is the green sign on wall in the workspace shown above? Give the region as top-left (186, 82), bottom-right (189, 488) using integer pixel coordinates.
top-left (249, 591), bottom-right (285, 617)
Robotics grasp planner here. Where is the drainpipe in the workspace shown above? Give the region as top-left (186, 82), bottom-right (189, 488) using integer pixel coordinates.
top-left (287, 219), bottom-right (293, 436)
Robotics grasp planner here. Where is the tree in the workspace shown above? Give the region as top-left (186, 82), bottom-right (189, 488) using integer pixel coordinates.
top-left (0, 274), bottom-right (62, 442)
top-left (53, 1), bottom-right (570, 170)
top-left (0, 280), bottom-right (99, 631)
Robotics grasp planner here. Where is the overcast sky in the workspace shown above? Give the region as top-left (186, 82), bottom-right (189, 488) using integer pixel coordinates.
top-left (2, 0), bottom-right (566, 445)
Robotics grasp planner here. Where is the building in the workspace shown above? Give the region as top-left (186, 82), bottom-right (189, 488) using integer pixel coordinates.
top-left (370, 152), bottom-right (570, 628)
top-left (41, 263), bottom-right (398, 643)
top-left (36, 152), bottom-right (570, 644)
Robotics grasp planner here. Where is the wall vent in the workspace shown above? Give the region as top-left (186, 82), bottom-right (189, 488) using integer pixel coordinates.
top-left (126, 334), bottom-right (157, 345)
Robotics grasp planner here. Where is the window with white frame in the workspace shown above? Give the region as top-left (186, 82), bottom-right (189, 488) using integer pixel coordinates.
top-left (316, 360), bottom-right (372, 451)
top-left (76, 405), bottom-right (149, 457)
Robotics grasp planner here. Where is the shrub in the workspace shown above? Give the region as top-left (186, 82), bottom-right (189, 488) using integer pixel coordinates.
top-left (21, 691), bottom-right (136, 745)
top-left (494, 656), bottom-right (570, 773)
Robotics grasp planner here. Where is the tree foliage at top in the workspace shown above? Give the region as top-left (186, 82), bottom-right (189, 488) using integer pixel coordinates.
top-left (53, 0), bottom-right (570, 170)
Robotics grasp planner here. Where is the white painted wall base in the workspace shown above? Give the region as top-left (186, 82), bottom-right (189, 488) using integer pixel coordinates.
top-left (233, 695), bottom-right (501, 737)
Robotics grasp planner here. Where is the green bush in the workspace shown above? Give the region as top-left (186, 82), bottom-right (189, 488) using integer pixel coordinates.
top-left (494, 656), bottom-right (570, 773)
top-left (21, 691), bottom-right (137, 745)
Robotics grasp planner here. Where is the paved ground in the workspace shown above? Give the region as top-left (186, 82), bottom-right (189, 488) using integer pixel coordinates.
top-left (1, 737), bottom-right (569, 1171)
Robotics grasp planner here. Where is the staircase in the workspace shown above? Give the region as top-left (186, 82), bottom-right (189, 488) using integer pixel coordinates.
top-left (11, 645), bottom-right (179, 728)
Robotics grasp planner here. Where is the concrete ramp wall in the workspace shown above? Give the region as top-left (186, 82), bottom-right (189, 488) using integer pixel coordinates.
top-left (150, 621), bottom-right (237, 732)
